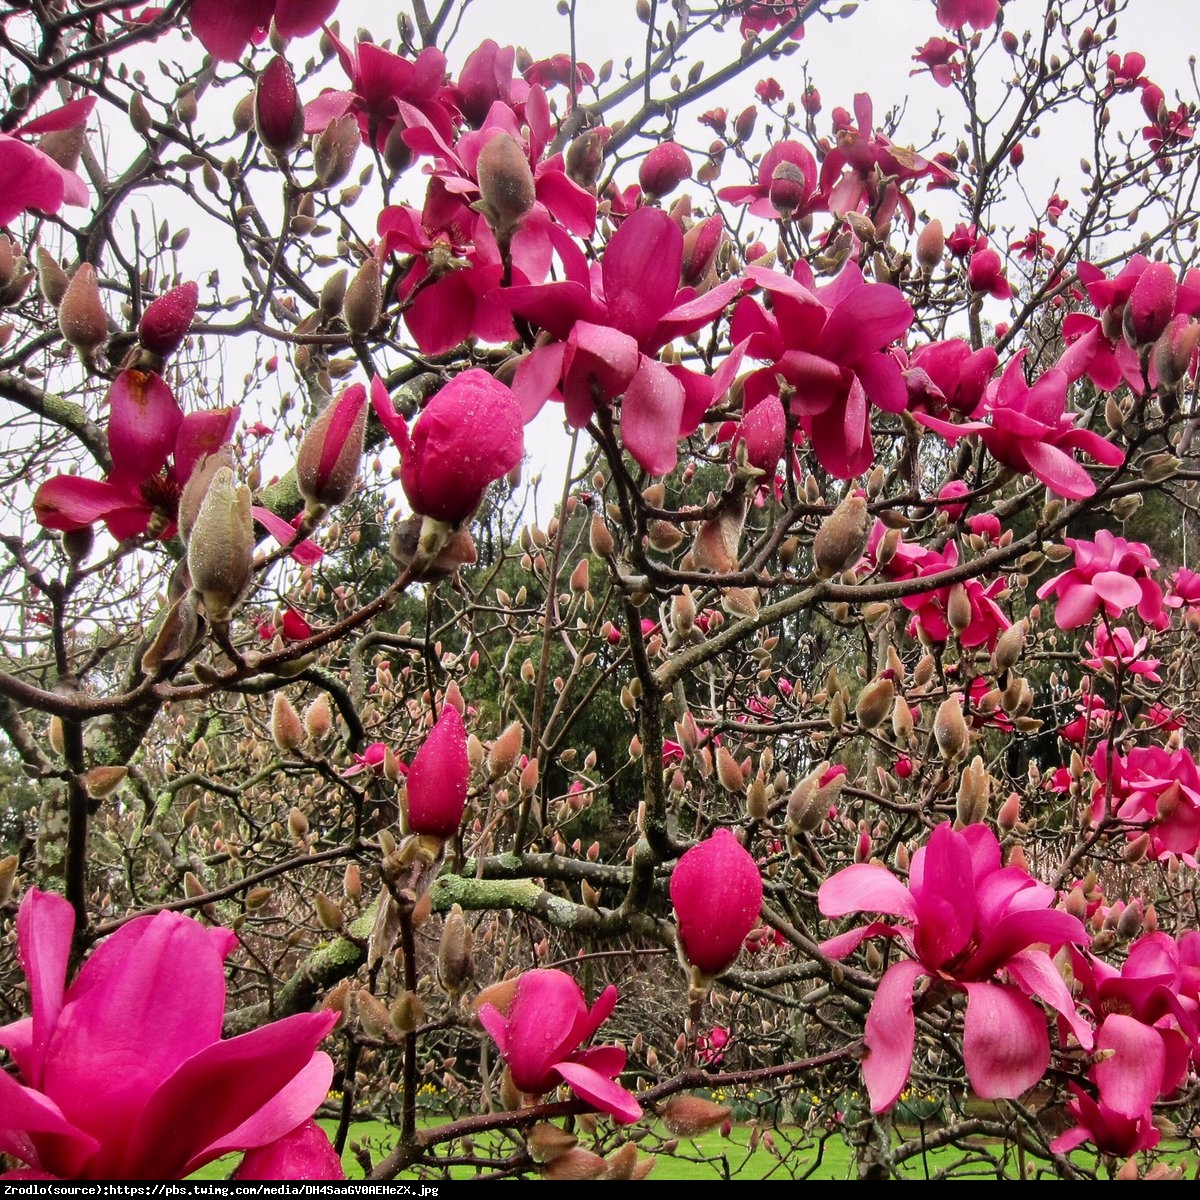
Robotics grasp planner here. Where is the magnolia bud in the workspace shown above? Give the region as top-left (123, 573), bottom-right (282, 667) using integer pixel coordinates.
top-left (178, 446), bottom-right (233, 546)
top-left (997, 791), bottom-right (1021, 831)
top-left (947, 584), bottom-right (972, 635)
top-left (304, 693), bottom-right (332, 740)
top-left (271, 693), bottom-right (305, 752)
top-left (0, 854), bottom-right (17, 906)
top-left (638, 141), bottom-right (692, 198)
top-left (186, 466), bottom-right (254, 621)
top-left (476, 132), bottom-right (535, 240)
top-left (672, 587), bottom-right (696, 636)
top-left (528, 1124), bottom-right (578, 1164)
top-left (255, 55), bottom-right (303, 156)
top-left (437, 903), bottom-right (474, 996)
top-left (319, 268), bottom-right (348, 321)
top-left (138, 281), bottom-right (198, 358)
top-left (661, 1095), bottom-right (732, 1137)
top-left (589, 510), bottom-right (614, 557)
top-left (916, 218), bottom-right (944, 271)
top-left (37, 248), bottom-right (69, 307)
top-left (855, 676), bottom-right (895, 730)
top-left (313, 113), bottom-right (360, 188)
top-left (543, 1149), bottom-right (608, 1181)
top-left (715, 746), bottom-right (746, 794)
top-left (488, 721), bottom-right (524, 778)
top-left (390, 990), bottom-right (424, 1035)
top-left (934, 696), bottom-right (968, 763)
top-left (813, 494), bottom-right (869, 578)
top-left (314, 892), bottom-right (343, 930)
top-left (296, 383), bottom-right (368, 510)
top-left (991, 622), bottom-right (1025, 674)
top-left (58, 264), bottom-right (108, 356)
top-left (955, 755), bottom-right (990, 827)
top-left (343, 258), bottom-right (382, 336)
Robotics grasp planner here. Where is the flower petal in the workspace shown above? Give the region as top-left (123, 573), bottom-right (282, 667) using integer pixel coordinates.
top-left (620, 357), bottom-right (686, 476)
top-left (961, 983), bottom-right (1048, 1100)
top-left (863, 959), bottom-right (925, 1112)
top-left (552, 1061), bottom-right (642, 1124)
top-left (1094, 1013), bottom-right (1166, 1119)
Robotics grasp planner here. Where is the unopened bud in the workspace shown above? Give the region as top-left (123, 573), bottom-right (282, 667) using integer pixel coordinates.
top-left (186, 467), bottom-right (254, 621)
top-left (58, 264), bottom-right (108, 355)
top-left (255, 55), bottom-right (303, 156)
top-left (813, 493), bottom-right (869, 578)
top-left (271, 693), bottom-right (305, 752)
top-left (138, 280), bottom-right (198, 358)
top-left (661, 1095), bottom-right (732, 1137)
top-left (716, 746), bottom-right (746, 794)
top-left (438, 903), bottom-right (474, 995)
top-left (488, 722), bottom-right (523, 778)
top-left (934, 696), bottom-right (968, 763)
top-left (855, 676), bottom-right (895, 730)
top-left (638, 141), bottom-right (692, 198)
top-left (476, 132), bottom-right (535, 240)
top-left (916, 218), bottom-right (944, 271)
top-left (313, 113), bottom-right (360, 188)
top-left (343, 258), bottom-right (382, 336)
top-left (296, 383), bottom-right (368, 510)
top-left (955, 755), bottom-right (990, 827)
top-left (304, 693), bottom-right (333, 740)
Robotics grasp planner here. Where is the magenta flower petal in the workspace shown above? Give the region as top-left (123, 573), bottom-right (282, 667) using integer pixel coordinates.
top-left (1094, 1014), bottom-right (1167, 1119)
top-left (41, 915), bottom-right (235, 1157)
top-left (863, 959), bottom-right (925, 1112)
top-left (404, 705), bottom-right (469, 838)
top-left (234, 1119), bottom-right (344, 1181)
top-left (620, 357), bottom-right (686, 476)
top-left (553, 1062), bottom-right (643, 1124)
top-left (0, 1070), bottom-right (98, 1177)
top-left (188, 0), bottom-right (273, 60)
top-left (252, 506), bottom-right (325, 564)
top-left (15, 890), bottom-right (73, 1087)
top-left (273, 0), bottom-right (339, 38)
top-left (105, 370), bottom-right (184, 490)
top-left (910, 823), bottom-right (975, 968)
top-left (818, 864), bottom-right (917, 923)
top-left (0, 139), bottom-right (71, 225)
top-left (131, 1021), bottom-right (336, 1179)
top-left (961, 983), bottom-right (1048, 1100)
top-left (23, 450), bottom-right (95, 516)
top-left (1005, 949), bottom-right (1095, 1051)
top-left (172, 407), bottom-right (240, 485)
top-left (1020, 440), bottom-right (1095, 500)
top-left (601, 207), bottom-right (683, 346)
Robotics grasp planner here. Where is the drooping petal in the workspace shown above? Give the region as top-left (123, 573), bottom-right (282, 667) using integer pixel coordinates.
top-left (1093, 1014), bottom-right (1167, 1119)
top-left (273, 0), bottom-right (339, 39)
top-left (1020, 440), bottom-right (1096, 500)
top-left (863, 960), bottom-right (926, 1113)
top-left (1006, 949), bottom-right (1094, 1051)
top-left (619, 356), bottom-right (686, 476)
top-left (0, 139), bottom-right (69, 225)
top-left (251, 507), bottom-right (324, 565)
top-left (187, 0), bottom-right (274, 61)
top-left (961, 983), bottom-right (1048, 1100)
top-left (553, 1061), bottom-right (642, 1125)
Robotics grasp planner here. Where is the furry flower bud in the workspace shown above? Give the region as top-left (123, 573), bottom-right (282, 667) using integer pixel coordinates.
top-left (58, 264), bottom-right (107, 356)
top-left (186, 466), bottom-right (254, 621)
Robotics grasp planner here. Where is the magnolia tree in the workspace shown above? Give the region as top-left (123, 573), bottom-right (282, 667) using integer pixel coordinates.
top-left (2, 0), bottom-right (1200, 1182)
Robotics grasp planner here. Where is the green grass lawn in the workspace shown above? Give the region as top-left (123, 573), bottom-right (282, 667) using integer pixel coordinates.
top-left (193, 1116), bottom-right (1164, 1181)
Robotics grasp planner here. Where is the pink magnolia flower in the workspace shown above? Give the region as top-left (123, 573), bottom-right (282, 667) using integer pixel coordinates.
top-left (917, 351), bottom-right (1125, 500)
top-left (819, 94), bottom-right (956, 228)
top-left (946, 222), bottom-right (983, 257)
top-left (188, 0), bottom-right (338, 62)
top-left (0, 98), bottom-right (95, 226)
top-left (372, 371), bottom-right (523, 525)
top-left (671, 828), bottom-right (763, 979)
top-left (1106, 52), bottom-right (1148, 94)
top-left (903, 339), bottom-right (998, 419)
top-left (1036, 531), bottom-right (1165, 630)
top-left (1083, 625), bottom-right (1161, 683)
top-left (1051, 1084), bottom-right (1160, 1158)
top-left (717, 140), bottom-right (822, 221)
top-left (33, 369), bottom-right (238, 541)
top-left (1090, 741), bottom-right (1200, 865)
top-left (911, 38), bottom-right (963, 88)
top-left (0, 889), bottom-right (339, 1180)
top-left (404, 705), bottom-right (468, 838)
top-left (966, 241), bottom-right (1012, 298)
top-left (819, 822), bottom-right (1091, 1112)
top-left (477, 969), bottom-right (642, 1124)
top-left (1060, 934), bottom-right (1199, 1146)
top-left (302, 33), bottom-right (454, 157)
top-left (733, 260), bottom-right (913, 478)
top-left (502, 206), bottom-right (747, 475)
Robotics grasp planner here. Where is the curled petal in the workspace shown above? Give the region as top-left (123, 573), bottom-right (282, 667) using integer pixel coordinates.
top-left (961, 983), bottom-right (1048, 1101)
top-left (864, 960), bottom-right (925, 1113)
